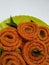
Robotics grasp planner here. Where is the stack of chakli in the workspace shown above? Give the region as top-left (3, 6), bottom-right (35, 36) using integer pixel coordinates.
top-left (0, 17), bottom-right (49, 65)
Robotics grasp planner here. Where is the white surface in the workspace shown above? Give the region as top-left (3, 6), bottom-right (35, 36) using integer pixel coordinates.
top-left (0, 0), bottom-right (49, 25)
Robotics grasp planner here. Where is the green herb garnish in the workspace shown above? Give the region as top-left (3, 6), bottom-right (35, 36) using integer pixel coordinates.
top-left (32, 49), bottom-right (44, 56)
top-left (0, 48), bottom-right (4, 56)
top-left (6, 16), bottom-right (17, 28)
top-left (17, 48), bottom-right (22, 53)
top-left (30, 20), bottom-right (34, 22)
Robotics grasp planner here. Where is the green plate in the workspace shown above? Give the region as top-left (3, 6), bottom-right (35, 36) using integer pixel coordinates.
top-left (0, 15), bottom-right (49, 30)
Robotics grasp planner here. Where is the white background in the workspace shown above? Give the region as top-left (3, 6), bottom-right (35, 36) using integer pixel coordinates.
top-left (0, 0), bottom-right (49, 25)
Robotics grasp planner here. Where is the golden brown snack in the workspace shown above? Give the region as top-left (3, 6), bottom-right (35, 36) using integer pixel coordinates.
top-left (36, 26), bottom-right (49, 41)
top-left (22, 40), bottom-right (47, 65)
top-left (0, 51), bottom-right (26, 65)
top-left (0, 27), bottom-right (22, 51)
top-left (17, 22), bottom-right (38, 41)
top-left (44, 39), bottom-right (49, 65)
top-left (0, 21), bottom-right (49, 65)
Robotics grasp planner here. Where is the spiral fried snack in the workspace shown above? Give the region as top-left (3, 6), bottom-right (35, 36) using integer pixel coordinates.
top-left (0, 27), bottom-right (22, 51)
top-left (36, 26), bottom-right (49, 41)
top-left (22, 40), bottom-right (47, 65)
top-left (17, 22), bottom-right (38, 41)
top-left (0, 51), bottom-right (26, 65)
top-left (44, 39), bottom-right (49, 65)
